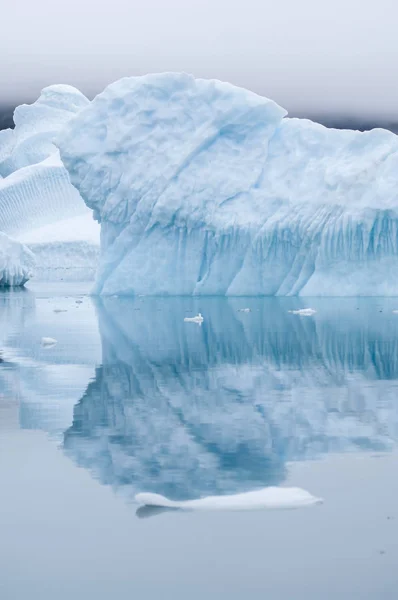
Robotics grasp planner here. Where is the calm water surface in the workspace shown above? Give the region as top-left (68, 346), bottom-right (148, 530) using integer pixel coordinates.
top-left (1, 284), bottom-right (398, 599)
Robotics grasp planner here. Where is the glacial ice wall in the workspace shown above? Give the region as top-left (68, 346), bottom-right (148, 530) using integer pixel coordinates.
top-left (56, 73), bottom-right (398, 296)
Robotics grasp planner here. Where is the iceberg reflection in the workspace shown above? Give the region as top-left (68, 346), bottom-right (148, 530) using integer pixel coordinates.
top-left (63, 297), bottom-right (398, 500)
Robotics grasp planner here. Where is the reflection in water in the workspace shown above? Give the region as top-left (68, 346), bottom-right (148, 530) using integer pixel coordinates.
top-left (63, 297), bottom-right (398, 501)
top-left (0, 289), bottom-right (34, 406)
top-left (0, 287), bottom-right (100, 436)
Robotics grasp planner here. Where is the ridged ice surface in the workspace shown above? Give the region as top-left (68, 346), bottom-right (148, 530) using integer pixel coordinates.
top-left (0, 232), bottom-right (35, 286)
top-left (0, 153), bottom-right (88, 238)
top-left (56, 73), bottom-right (398, 296)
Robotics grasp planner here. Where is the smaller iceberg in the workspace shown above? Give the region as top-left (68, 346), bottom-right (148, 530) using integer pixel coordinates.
top-left (135, 486), bottom-right (323, 512)
top-left (0, 85), bottom-right (99, 282)
top-left (0, 232), bottom-right (35, 286)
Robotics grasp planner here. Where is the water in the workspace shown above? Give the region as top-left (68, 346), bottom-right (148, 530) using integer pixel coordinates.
top-left (1, 285), bottom-right (398, 599)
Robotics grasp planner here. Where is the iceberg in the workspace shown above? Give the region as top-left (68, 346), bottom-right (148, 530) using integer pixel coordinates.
top-left (0, 231), bottom-right (34, 286)
top-left (55, 73), bottom-right (398, 296)
top-left (0, 85), bottom-right (100, 280)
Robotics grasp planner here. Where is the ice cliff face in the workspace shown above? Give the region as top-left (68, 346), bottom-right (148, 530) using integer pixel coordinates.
top-left (0, 232), bottom-right (34, 286)
top-left (56, 73), bottom-right (398, 296)
top-left (0, 85), bottom-right (100, 280)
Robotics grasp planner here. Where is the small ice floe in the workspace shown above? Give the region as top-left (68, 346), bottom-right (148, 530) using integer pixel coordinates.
top-left (41, 337), bottom-right (57, 348)
top-left (184, 313), bottom-right (204, 325)
top-left (53, 309), bottom-right (67, 313)
top-left (289, 308), bottom-right (317, 316)
top-left (238, 308), bottom-right (251, 313)
top-left (135, 486), bottom-right (323, 512)
top-left (392, 310), bottom-right (398, 314)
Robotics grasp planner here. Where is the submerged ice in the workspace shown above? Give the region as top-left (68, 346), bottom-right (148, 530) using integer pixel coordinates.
top-left (56, 73), bottom-right (398, 296)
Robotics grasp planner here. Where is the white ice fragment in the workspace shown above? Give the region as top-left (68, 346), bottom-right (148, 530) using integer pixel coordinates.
top-left (135, 486), bottom-right (323, 511)
top-left (238, 308), bottom-right (251, 313)
top-left (184, 313), bottom-right (204, 324)
top-left (41, 337), bottom-right (57, 347)
top-left (288, 308), bottom-right (317, 316)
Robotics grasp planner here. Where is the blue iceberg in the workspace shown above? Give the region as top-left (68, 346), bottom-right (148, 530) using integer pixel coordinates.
top-left (56, 73), bottom-right (398, 296)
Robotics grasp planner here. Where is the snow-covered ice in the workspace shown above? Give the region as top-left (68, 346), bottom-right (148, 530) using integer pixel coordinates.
top-left (135, 486), bottom-right (323, 511)
top-left (0, 232), bottom-right (34, 286)
top-left (55, 72), bottom-right (398, 296)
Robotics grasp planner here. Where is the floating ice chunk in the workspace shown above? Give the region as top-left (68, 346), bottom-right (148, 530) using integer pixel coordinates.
top-left (135, 486), bottom-right (323, 511)
top-left (392, 310), bottom-right (398, 314)
top-left (53, 309), bottom-right (67, 313)
top-left (184, 313), bottom-right (204, 324)
top-left (238, 308), bottom-right (251, 313)
top-left (289, 308), bottom-right (317, 316)
top-left (41, 337), bottom-right (57, 347)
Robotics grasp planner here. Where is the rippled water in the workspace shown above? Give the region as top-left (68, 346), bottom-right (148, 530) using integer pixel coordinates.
top-left (1, 285), bottom-right (398, 599)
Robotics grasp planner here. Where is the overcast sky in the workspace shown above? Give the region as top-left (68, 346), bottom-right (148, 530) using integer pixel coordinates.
top-left (1, 0), bottom-right (398, 118)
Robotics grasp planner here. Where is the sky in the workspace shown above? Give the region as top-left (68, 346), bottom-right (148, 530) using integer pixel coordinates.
top-left (1, 0), bottom-right (398, 120)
